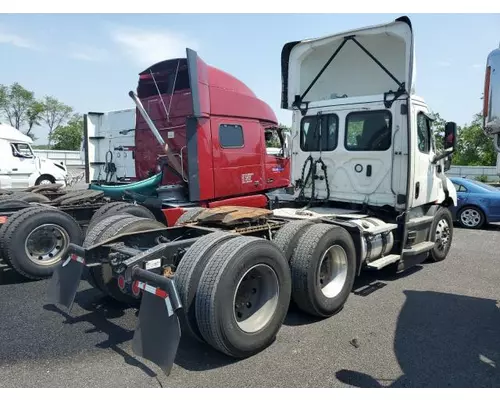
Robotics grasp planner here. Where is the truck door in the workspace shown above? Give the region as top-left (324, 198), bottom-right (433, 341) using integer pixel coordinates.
top-left (409, 102), bottom-right (438, 207)
top-left (211, 118), bottom-right (265, 198)
top-left (263, 127), bottom-right (290, 190)
top-left (9, 142), bottom-right (36, 189)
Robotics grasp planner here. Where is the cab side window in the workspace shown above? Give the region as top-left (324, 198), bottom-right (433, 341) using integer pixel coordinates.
top-left (417, 112), bottom-right (431, 154)
top-left (219, 124), bottom-right (244, 148)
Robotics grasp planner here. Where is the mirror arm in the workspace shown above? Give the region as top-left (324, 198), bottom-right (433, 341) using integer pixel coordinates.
top-left (432, 148), bottom-right (454, 164)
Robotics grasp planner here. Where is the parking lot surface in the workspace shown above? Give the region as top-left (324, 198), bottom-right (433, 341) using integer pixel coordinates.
top-left (1, 225), bottom-right (499, 388)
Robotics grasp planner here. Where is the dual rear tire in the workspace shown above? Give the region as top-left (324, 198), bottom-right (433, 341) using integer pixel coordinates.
top-left (176, 233), bottom-right (292, 358)
top-left (176, 221), bottom-right (357, 359)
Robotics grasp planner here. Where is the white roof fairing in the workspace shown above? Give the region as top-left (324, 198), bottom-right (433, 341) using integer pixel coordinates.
top-left (0, 123), bottom-right (34, 144)
top-left (282, 16), bottom-right (416, 109)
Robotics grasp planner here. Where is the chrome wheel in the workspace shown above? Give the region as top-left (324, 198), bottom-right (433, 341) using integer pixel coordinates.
top-left (318, 245), bottom-right (348, 298)
top-left (435, 218), bottom-right (451, 251)
top-left (25, 224), bottom-right (70, 266)
top-left (459, 208), bottom-right (482, 228)
top-left (233, 263), bottom-right (279, 333)
top-left (39, 179), bottom-right (52, 185)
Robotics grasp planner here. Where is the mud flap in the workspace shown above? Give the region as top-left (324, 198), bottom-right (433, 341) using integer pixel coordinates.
top-left (132, 290), bottom-right (181, 375)
top-left (46, 245), bottom-right (85, 311)
top-left (131, 270), bottom-right (183, 375)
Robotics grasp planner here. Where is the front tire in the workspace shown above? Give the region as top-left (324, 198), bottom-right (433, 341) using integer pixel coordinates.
top-left (428, 207), bottom-right (453, 262)
top-left (35, 174), bottom-right (55, 186)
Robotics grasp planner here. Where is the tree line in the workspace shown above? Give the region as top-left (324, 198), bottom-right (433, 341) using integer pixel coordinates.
top-left (0, 82), bottom-right (82, 150)
top-left (0, 82), bottom-right (496, 166)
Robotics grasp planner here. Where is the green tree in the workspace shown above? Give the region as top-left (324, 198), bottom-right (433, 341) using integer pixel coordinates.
top-left (452, 112), bottom-right (496, 166)
top-left (50, 115), bottom-right (83, 150)
top-left (0, 82), bottom-right (44, 139)
top-left (41, 96), bottom-right (73, 148)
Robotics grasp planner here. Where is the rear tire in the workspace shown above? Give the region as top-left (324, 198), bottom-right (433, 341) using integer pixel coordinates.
top-left (91, 217), bottom-right (167, 305)
top-left (3, 207), bottom-right (83, 280)
top-left (175, 231), bottom-right (238, 342)
top-left (272, 219), bottom-right (314, 261)
top-left (289, 223), bottom-right (356, 318)
top-left (87, 202), bottom-right (156, 232)
top-left (0, 206), bottom-right (40, 261)
top-left (83, 214), bottom-right (135, 291)
top-left (174, 207), bottom-right (205, 226)
top-left (0, 199), bottom-right (31, 208)
top-left (8, 192), bottom-right (50, 203)
top-left (195, 236), bottom-right (291, 358)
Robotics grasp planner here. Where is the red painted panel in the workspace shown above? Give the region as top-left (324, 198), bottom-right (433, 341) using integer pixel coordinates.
top-left (210, 117), bottom-right (266, 199)
top-left (161, 207), bottom-right (187, 227)
top-left (264, 154), bottom-right (291, 190)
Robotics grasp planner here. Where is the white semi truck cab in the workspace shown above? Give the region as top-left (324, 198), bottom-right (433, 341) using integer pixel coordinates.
top-left (275, 16), bottom-right (458, 266)
top-left (0, 123), bottom-right (68, 189)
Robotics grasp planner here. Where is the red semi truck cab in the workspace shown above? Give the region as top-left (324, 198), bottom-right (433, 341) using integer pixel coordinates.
top-left (134, 49), bottom-right (291, 204)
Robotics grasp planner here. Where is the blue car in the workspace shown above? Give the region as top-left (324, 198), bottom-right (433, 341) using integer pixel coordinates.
top-left (450, 176), bottom-right (500, 229)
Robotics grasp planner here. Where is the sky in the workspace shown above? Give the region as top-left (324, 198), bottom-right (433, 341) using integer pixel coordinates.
top-left (0, 13), bottom-right (499, 144)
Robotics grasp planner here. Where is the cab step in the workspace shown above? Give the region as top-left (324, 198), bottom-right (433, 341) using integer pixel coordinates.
top-left (366, 254), bottom-right (401, 270)
top-left (403, 241), bottom-right (435, 256)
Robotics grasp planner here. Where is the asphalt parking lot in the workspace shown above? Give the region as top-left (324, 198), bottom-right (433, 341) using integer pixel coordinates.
top-left (0, 224), bottom-right (499, 388)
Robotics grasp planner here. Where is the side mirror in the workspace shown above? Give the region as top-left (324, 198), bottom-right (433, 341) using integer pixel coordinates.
top-left (443, 121), bottom-right (457, 151)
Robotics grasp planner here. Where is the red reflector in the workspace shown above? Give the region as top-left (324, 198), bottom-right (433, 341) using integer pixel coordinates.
top-left (132, 280), bottom-right (140, 296)
top-left (155, 288), bottom-right (168, 299)
top-left (117, 275), bottom-right (125, 290)
top-left (0, 216), bottom-right (7, 224)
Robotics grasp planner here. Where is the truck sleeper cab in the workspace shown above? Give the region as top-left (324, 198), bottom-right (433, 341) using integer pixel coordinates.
top-left (47, 16), bottom-right (458, 378)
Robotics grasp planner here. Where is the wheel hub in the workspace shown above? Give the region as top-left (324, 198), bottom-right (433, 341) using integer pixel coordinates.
top-left (460, 209), bottom-right (481, 227)
top-left (233, 263), bottom-right (279, 333)
top-left (318, 245), bottom-right (348, 298)
top-left (435, 218), bottom-right (450, 251)
top-left (25, 224), bottom-right (70, 266)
